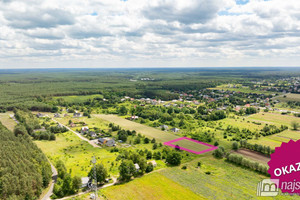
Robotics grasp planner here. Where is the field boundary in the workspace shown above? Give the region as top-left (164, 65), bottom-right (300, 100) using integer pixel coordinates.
top-left (164, 137), bottom-right (218, 154)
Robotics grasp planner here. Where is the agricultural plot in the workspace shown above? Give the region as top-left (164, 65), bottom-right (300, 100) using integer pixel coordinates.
top-left (101, 173), bottom-right (205, 200)
top-left (275, 93), bottom-right (300, 102)
top-left (248, 112), bottom-right (299, 126)
top-left (164, 137), bottom-right (217, 154)
top-left (94, 114), bottom-right (178, 142)
top-left (35, 131), bottom-right (118, 177)
top-left (0, 112), bottom-right (17, 131)
top-left (160, 157), bottom-right (297, 200)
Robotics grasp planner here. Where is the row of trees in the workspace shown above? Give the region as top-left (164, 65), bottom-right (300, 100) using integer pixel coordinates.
top-left (239, 140), bottom-right (274, 155)
top-left (226, 154), bottom-right (269, 175)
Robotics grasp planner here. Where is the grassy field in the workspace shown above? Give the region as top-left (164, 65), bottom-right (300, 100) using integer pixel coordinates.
top-left (247, 112), bottom-right (299, 127)
top-left (94, 114), bottom-right (178, 142)
top-left (160, 156), bottom-right (296, 200)
top-left (170, 139), bottom-right (211, 152)
top-left (35, 131), bottom-right (119, 177)
top-left (53, 94), bottom-right (103, 104)
top-left (0, 112), bottom-right (17, 131)
top-left (70, 173), bottom-right (205, 200)
top-left (209, 84), bottom-right (274, 95)
top-left (275, 93), bottom-right (300, 102)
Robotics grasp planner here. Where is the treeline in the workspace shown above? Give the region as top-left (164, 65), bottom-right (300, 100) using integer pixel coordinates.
top-left (239, 140), bottom-right (274, 155)
top-left (0, 122), bottom-right (52, 200)
top-left (226, 154), bottom-right (269, 175)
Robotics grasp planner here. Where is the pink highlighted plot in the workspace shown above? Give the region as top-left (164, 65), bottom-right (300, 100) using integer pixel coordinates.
top-left (164, 137), bottom-right (218, 154)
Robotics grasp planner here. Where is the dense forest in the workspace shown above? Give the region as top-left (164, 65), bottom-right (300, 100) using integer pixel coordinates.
top-left (0, 68), bottom-right (299, 112)
top-left (0, 122), bottom-right (52, 200)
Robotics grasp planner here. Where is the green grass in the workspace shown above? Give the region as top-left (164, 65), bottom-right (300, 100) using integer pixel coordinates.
top-left (101, 173), bottom-right (205, 200)
top-left (247, 112), bottom-right (299, 126)
top-left (159, 156), bottom-right (297, 200)
top-left (94, 114), bottom-right (179, 142)
top-left (275, 93), bottom-right (300, 102)
top-left (210, 84), bottom-right (274, 95)
top-left (0, 112), bottom-right (17, 131)
top-left (35, 131), bottom-right (119, 177)
top-left (53, 94), bottom-right (103, 104)
top-left (170, 139), bottom-right (211, 152)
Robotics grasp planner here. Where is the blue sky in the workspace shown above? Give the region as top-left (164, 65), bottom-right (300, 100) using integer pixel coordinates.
top-left (0, 0), bottom-right (299, 68)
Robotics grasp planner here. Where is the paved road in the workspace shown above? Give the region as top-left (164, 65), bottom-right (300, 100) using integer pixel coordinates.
top-left (41, 162), bottom-right (58, 200)
top-left (51, 118), bottom-right (100, 148)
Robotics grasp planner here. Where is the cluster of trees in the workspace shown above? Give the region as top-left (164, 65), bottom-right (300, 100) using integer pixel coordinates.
top-left (260, 124), bottom-right (288, 136)
top-left (226, 154), bottom-right (269, 175)
top-left (0, 122), bottom-right (52, 200)
top-left (239, 140), bottom-right (274, 155)
top-left (116, 149), bottom-right (154, 182)
top-left (199, 110), bottom-right (226, 121)
top-left (52, 161), bottom-right (81, 198)
top-left (117, 129), bottom-right (136, 142)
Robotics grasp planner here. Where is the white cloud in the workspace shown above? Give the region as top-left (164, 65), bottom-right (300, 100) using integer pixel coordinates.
top-left (0, 0), bottom-right (300, 68)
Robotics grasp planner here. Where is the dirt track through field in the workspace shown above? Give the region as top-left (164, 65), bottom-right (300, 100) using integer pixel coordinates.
top-left (232, 149), bottom-right (270, 164)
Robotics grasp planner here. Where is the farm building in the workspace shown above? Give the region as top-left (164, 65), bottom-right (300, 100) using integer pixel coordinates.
top-left (170, 128), bottom-right (180, 133)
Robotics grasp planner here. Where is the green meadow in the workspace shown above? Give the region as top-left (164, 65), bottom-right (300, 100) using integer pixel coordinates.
top-left (35, 131), bottom-right (119, 177)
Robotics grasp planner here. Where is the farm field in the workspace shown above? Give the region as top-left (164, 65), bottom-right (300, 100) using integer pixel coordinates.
top-left (166, 138), bottom-right (212, 152)
top-left (247, 112), bottom-right (300, 126)
top-left (0, 112), bottom-right (17, 131)
top-left (67, 173), bottom-right (205, 200)
top-left (94, 114), bottom-right (178, 142)
top-left (275, 93), bottom-right (300, 102)
top-left (209, 84), bottom-right (275, 95)
top-left (35, 131), bottom-right (118, 177)
top-left (232, 149), bottom-right (270, 164)
top-left (159, 156), bottom-right (296, 200)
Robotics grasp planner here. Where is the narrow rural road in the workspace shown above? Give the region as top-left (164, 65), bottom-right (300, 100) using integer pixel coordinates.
top-left (57, 177), bottom-right (117, 200)
top-left (51, 118), bottom-right (100, 148)
top-left (41, 162), bottom-right (58, 200)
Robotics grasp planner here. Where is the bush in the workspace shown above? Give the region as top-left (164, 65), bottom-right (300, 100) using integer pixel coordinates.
top-left (181, 165), bottom-right (187, 170)
top-left (213, 146), bottom-right (225, 158)
top-left (232, 142), bottom-right (239, 150)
